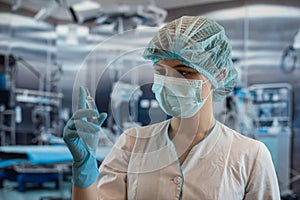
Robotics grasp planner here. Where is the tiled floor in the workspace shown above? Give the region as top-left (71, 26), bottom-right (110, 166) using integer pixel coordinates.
top-left (0, 180), bottom-right (71, 200)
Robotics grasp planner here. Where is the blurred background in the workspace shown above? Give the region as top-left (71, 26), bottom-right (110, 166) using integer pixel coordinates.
top-left (0, 0), bottom-right (299, 199)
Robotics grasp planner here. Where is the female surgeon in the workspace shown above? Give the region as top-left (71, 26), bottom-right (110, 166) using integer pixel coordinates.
top-left (63, 16), bottom-right (280, 199)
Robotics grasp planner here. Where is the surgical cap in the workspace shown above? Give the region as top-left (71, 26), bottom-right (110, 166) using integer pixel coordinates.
top-left (143, 16), bottom-right (238, 101)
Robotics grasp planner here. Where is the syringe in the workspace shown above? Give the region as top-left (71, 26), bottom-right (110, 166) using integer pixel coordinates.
top-left (77, 87), bottom-right (100, 156)
top-left (84, 87), bottom-right (100, 121)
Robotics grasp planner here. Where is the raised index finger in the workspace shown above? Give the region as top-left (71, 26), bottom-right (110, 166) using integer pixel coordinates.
top-left (78, 86), bottom-right (87, 109)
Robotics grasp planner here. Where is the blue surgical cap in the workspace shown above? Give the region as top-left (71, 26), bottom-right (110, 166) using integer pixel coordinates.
top-left (143, 16), bottom-right (238, 101)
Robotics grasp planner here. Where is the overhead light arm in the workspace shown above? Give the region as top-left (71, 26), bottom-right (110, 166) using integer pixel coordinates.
top-left (34, 0), bottom-right (87, 21)
top-left (11, 0), bottom-right (22, 11)
top-left (34, 0), bottom-right (59, 21)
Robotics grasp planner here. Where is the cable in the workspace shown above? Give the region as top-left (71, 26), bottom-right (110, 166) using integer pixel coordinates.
top-left (16, 57), bottom-right (41, 78)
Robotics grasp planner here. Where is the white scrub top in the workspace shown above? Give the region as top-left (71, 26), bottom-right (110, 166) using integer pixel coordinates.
top-left (97, 120), bottom-right (280, 200)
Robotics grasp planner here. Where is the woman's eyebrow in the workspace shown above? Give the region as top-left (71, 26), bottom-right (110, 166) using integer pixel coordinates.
top-left (173, 65), bottom-right (197, 71)
top-left (173, 64), bottom-right (189, 68)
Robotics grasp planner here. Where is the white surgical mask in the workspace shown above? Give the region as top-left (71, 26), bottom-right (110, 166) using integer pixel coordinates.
top-left (152, 74), bottom-right (211, 118)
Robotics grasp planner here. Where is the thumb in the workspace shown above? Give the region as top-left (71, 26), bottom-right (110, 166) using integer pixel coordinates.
top-left (98, 112), bottom-right (108, 126)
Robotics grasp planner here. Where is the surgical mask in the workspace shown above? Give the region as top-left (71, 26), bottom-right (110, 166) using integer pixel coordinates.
top-left (152, 74), bottom-right (211, 118)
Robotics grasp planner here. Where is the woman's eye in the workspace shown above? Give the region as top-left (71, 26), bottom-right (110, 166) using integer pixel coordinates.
top-left (178, 70), bottom-right (190, 76)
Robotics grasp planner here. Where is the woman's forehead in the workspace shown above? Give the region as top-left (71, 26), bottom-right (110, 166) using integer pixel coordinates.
top-left (156, 59), bottom-right (183, 67)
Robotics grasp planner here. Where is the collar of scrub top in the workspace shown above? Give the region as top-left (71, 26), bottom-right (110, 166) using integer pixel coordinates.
top-left (164, 119), bottom-right (220, 160)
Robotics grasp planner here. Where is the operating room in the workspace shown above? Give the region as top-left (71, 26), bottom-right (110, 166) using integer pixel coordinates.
top-left (0, 0), bottom-right (300, 199)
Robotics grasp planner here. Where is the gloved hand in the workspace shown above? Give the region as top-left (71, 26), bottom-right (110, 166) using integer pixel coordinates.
top-left (63, 86), bottom-right (107, 188)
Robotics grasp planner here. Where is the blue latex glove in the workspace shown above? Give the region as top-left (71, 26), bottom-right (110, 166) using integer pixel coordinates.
top-left (63, 86), bottom-right (107, 188)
